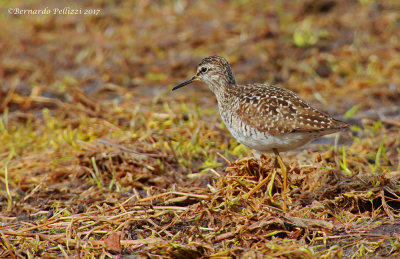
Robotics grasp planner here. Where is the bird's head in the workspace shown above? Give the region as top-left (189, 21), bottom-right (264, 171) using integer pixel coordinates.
top-left (172, 56), bottom-right (236, 93)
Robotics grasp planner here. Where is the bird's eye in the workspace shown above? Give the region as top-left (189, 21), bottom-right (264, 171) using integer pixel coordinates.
top-left (200, 67), bottom-right (208, 73)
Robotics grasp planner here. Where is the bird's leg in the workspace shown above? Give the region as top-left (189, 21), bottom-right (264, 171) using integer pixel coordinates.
top-left (252, 150), bottom-right (262, 160)
top-left (273, 148), bottom-right (287, 211)
top-left (273, 148), bottom-right (287, 192)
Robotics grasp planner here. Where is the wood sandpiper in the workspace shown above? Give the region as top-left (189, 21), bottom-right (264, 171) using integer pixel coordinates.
top-left (172, 56), bottom-right (349, 208)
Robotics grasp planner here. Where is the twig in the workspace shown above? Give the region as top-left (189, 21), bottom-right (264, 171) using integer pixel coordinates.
top-left (217, 152), bottom-right (232, 165)
top-left (214, 231), bottom-right (236, 242)
top-left (0, 79), bottom-right (19, 111)
top-left (4, 163), bottom-right (12, 212)
top-left (137, 191), bottom-right (209, 203)
top-left (96, 138), bottom-right (163, 158)
top-left (58, 244), bottom-right (69, 259)
top-left (313, 233), bottom-right (396, 241)
top-left (16, 219), bottom-right (61, 233)
top-left (153, 206), bottom-right (189, 211)
top-left (23, 176), bottom-right (47, 202)
top-left (165, 137), bottom-right (179, 163)
top-left (121, 192), bottom-right (139, 205)
top-left (380, 118), bottom-right (400, 127)
top-left (0, 231), bottom-right (16, 259)
top-left (380, 190), bottom-right (395, 221)
top-left (2, 231), bottom-right (59, 245)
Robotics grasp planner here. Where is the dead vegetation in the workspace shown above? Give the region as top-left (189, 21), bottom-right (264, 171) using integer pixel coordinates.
top-left (1, 0), bottom-right (400, 258)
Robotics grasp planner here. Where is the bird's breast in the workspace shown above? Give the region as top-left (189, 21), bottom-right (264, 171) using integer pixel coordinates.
top-left (217, 105), bottom-right (317, 153)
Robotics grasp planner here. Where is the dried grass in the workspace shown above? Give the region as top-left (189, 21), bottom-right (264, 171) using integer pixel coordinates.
top-left (1, 0), bottom-right (400, 258)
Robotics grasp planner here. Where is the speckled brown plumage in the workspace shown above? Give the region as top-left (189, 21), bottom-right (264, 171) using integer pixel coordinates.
top-left (173, 56), bottom-right (349, 154)
top-left (227, 83), bottom-right (348, 136)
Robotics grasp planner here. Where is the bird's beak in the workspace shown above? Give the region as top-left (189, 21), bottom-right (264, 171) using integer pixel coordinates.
top-left (172, 75), bottom-right (199, 91)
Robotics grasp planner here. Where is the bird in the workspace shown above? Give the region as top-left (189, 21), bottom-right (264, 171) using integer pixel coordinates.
top-left (172, 56), bottom-right (349, 208)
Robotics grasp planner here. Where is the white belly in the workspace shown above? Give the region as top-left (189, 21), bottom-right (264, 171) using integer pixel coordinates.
top-left (229, 124), bottom-right (313, 152)
top-left (221, 111), bottom-right (314, 153)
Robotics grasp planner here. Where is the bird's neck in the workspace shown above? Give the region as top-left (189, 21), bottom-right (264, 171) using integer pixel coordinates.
top-left (208, 81), bottom-right (236, 105)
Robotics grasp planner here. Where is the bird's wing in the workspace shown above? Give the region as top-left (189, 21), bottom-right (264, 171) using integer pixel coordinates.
top-left (235, 85), bottom-right (348, 136)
